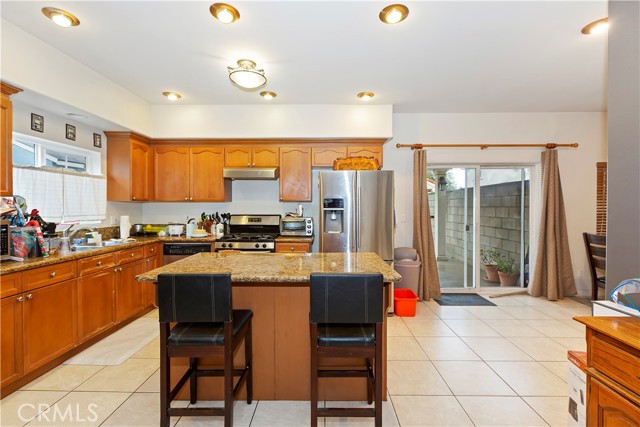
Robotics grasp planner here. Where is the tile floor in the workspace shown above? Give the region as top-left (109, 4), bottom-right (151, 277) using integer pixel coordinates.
top-left (0, 294), bottom-right (592, 427)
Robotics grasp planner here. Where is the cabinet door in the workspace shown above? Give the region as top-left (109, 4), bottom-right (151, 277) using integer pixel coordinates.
top-left (347, 146), bottom-right (383, 166)
top-left (312, 147), bottom-right (347, 167)
top-left (1, 94), bottom-right (13, 196)
top-left (252, 147), bottom-right (279, 167)
top-left (275, 242), bottom-right (311, 253)
top-left (154, 147), bottom-right (190, 201)
top-left (1, 295), bottom-right (23, 387)
top-left (279, 147), bottom-right (312, 202)
top-left (190, 147), bottom-right (227, 201)
top-left (131, 141), bottom-right (152, 201)
top-left (23, 279), bottom-right (77, 373)
top-left (116, 260), bottom-right (145, 322)
top-left (225, 147), bottom-right (252, 167)
top-left (78, 270), bottom-right (115, 342)
top-left (143, 256), bottom-right (158, 308)
top-left (588, 378), bottom-right (640, 427)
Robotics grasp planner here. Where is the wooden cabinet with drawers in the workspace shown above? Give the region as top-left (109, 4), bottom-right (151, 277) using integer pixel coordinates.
top-left (574, 317), bottom-right (640, 427)
top-left (275, 242), bottom-right (312, 253)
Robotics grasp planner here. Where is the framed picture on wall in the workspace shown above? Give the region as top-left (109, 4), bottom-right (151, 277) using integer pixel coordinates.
top-left (31, 113), bottom-right (44, 132)
top-left (65, 124), bottom-right (76, 141)
top-left (93, 133), bottom-right (102, 148)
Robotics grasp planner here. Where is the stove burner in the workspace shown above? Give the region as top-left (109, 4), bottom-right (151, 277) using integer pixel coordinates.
top-left (214, 214), bottom-right (281, 252)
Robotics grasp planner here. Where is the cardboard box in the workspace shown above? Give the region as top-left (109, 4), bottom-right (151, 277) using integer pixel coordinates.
top-left (567, 350), bottom-right (587, 427)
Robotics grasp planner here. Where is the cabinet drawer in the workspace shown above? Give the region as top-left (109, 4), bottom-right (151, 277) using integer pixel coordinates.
top-left (24, 261), bottom-right (77, 292)
top-left (1, 272), bottom-right (22, 298)
top-left (275, 242), bottom-right (311, 253)
top-left (591, 333), bottom-right (640, 393)
top-left (116, 247), bottom-right (145, 265)
top-left (78, 252), bottom-right (117, 276)
top-left (144, 244), bottom-right (159, 258)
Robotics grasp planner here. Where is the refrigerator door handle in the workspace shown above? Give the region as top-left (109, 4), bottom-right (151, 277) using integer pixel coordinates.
top-left (356, 184), bottom-right (361, 250)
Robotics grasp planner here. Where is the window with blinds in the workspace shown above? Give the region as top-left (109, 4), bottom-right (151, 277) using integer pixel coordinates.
top-left (596, 162), bottom-right (607, 235)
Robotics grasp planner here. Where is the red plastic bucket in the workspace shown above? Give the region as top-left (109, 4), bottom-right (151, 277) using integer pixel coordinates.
top-left (394, 288), bottom-right (419, 317)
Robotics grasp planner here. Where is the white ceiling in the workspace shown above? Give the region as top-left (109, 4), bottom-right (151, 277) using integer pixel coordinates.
top-left (1, 1), bottom-right (608, 113)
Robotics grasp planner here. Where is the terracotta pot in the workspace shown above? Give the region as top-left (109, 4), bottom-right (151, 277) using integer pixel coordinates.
top-left (498, 271), bottom-right (519, 287)
top-left (484, 264), bottom-right (499, 283)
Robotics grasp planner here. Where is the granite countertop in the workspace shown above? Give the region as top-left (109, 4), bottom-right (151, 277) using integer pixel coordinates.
top-left (275, 235), bottom-right (314, 243)
top-left (136, 252), bottom-right (401, 283)
top-left (0, 236), bottom-right (217, 274)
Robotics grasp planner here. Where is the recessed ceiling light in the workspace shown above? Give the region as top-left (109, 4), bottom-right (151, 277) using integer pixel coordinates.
top-left (162, 92), bottom-right (182, 101)
top-left (228, 59), bottom-right (267, 89)
top-left (42, 7), bottom-right (80, 27)
top-left (260, 91), bottom-right (277, 100)
top-left (379, 4), bottom-right (409, 24)
top-left (357, 92), bottom-right (375, 101)
top-left (210, 3), bottom-right (240, 24)
top-left (581, 18), bottom-right (609, 35)
top-left (67, 113), bottom-right (88, 119)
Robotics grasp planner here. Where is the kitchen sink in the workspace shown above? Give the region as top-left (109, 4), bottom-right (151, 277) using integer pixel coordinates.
top-left (70, 241), bottom-right (127, 252)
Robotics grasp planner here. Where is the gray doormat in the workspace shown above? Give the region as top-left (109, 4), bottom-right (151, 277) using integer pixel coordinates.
top-left (435, 293), bottom-right (496, 306)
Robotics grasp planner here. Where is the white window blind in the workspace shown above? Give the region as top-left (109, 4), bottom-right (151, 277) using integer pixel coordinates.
top-left (13, 166), bottom-right (106, 223)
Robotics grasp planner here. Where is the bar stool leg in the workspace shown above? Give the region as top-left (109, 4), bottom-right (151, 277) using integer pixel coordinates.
top-left (310, 324), bottom-right (319, 427)
top-left (160, 323), bottom-right (170, 427)
top-left (189, 357), bottom-right (198, 404)
top-left (375, 324), bottom-right (383, 427)
top-left (224, 326), bottom-right (234, 427)
top-left (245, 321), bottom-right (253, 404)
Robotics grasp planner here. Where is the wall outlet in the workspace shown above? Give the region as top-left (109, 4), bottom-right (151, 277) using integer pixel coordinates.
top-left (400, 214), bottom-right (406, 223)
top-left (110, 216), bottom-right (119, 225)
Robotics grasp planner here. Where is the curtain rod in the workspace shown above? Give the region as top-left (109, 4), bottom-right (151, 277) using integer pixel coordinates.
top-left (395, 143), bottom-right (579, 150)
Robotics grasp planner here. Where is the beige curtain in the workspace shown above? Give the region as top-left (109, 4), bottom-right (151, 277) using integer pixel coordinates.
top-left (412, 150), bottom-right (441, 300)
top-left (528, 149), bottom-right (577, 300)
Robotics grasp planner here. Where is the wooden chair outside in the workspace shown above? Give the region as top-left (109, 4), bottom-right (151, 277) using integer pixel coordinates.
top-left (583, 233), bottom-right (606, 301)
top-left (158, 273), bottom-right (252, 427)
top-left (309, 273), bottom-right (384, 427)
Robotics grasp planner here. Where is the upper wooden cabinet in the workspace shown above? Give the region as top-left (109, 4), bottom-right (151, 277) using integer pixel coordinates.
top-left (280, 147), bottom-right (311, 202)
top-left (311, 147), bottom-right (347, 167)
top-left (225, 146), bottom-right (278, 167)
top-left (155, 146), bottom-right (230, 202)
top-left (1, 82), bottom-right (22, 197)
top-left (347, 146), bottom-right (383, 165)
top-left (106, 132), bottom-right (153, 201)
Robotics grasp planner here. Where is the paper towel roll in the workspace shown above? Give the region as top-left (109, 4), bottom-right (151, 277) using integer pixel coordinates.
top-left (120, 215), bottom-right (131, 239)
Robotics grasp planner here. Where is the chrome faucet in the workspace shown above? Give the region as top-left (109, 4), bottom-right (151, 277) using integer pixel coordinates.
top-left (68, 227), bottom-right (97, 241)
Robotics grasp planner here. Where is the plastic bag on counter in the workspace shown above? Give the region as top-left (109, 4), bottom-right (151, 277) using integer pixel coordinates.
top-left (609, 278), bottom-right (640, 313)
top-left (10, 227), bottom-right (39, 259)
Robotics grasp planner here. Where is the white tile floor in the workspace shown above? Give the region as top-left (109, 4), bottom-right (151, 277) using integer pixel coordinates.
top-left (0, 294), bottom-right (592, 427)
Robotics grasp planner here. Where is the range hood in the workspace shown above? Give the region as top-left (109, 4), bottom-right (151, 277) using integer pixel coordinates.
top-left (223, 167), bottom-right (279, 180)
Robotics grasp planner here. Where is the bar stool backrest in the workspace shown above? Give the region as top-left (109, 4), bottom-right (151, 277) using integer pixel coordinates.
top-left (310, 273), bottom-right (384, 324)
top-left (158, 273), bottom-right (232, 323)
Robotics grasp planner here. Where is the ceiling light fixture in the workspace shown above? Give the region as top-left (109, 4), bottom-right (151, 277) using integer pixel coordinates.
top-left (228, 59), bottom-right (267, 89)
top-left (581, 18), bottom-right (609, 35)
top-left (210, 3), bottom-right (240, 24)
top-left (379, 4), bottom-right (409, 24)
top-left (260, 91), bottom-right (277, 100)
top-left (357, 92), bottom-right (375, 101)
top-left (162, 92), bottom-right (182, 101)
top-left (42, 7), bottom-right (80, 27)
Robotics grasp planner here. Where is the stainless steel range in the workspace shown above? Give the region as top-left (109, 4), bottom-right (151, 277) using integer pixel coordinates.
top-left (214, 214), bottom-right (281, 252)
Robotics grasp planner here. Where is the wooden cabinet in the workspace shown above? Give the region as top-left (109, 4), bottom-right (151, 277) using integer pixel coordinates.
top-left (1, 272), bottom-right (22, 299)
top-left (23, 279), bottom-right (77, 373)
top-left (574, 317), bottom-right (640, 427)
top-left (225, 146), bottom-right (278, 167)
top-left (1, 83), bottom-right (22, 197)
top-left (155, 146), bottom-right (230, 202)
top-left (106, 132), bottom-right (153, 201)
top-left (347, 146), bottom-right (383, 166)
top-left (279, 147), bottom-right (312, 202)
top-left (78, 270), bottom-right (115, 342)
top-left (115, 259), bottom-right (145, 322)
top-left (23, 261), bottom-right (77, 292)
top-left (275, 242), bottom-right (311, 253)
top-left (143, 255), bottom-right (158, 307)
top-left (1, 295), bottom-right (23, 388)
top-left (311, 147), bottom-right (347, 167)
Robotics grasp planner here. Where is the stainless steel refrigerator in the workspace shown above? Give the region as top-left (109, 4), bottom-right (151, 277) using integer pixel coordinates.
top-left (319, 170), bottom-right (394, 262)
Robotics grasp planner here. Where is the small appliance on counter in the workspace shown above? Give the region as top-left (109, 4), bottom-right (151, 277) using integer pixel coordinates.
top-left (281, 216), bottom-right (313, 236)
top-left (131, 224), bottom-right (168, 236)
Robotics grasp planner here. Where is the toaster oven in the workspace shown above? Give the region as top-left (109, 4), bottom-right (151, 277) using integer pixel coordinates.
top-left (280, 217), bottom-right (313, 236)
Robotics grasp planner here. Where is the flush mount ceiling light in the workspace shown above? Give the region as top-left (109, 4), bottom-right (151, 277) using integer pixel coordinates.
top-left (210, 3), bottom-right (240, 24)
top-left (228, 59), bottom-right (267, 89)
top-left (260, 91), bottom-right (277, 100)
top-left (581, 18), bottom-right (609, 35)
top-left (379, 4), bottom-right (409, 24)
top-left (42, 7), bottom-right (80, 27)
top-left (357, 92), bottom-right (375, 101)
top-left (162, 92), bottom-right (182, 101)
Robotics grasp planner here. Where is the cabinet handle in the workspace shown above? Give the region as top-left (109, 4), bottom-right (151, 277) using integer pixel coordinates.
top-left (97, 261), bottom-right (102, 266)
top-left (26, 294), bottom-right (33, 299)
top-left (132, 196), bottom-right (137, 200)
top-left (184, 197), bottom-right (188, 200)
top-left (17, 296), bottom-right (24, 302)
top-left (291, 246), bottom-right (295, 251)
top-left (130, 253), bottom-right (135, 257)
top-left (150, 248), bottom-right (155, 253)
top-left (189, 197), bottom-right (193, 201)
top-left (50, 271), bottom-right (56, 278)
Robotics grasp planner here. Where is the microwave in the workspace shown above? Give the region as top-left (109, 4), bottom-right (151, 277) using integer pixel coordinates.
top-left (281, 217), bottom-right (313, 236)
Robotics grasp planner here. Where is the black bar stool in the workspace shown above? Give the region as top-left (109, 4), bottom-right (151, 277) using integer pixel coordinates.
top-left (309, 273), bottom-right (384, 427)
top-left (157, 273), bottom-right (253, 427)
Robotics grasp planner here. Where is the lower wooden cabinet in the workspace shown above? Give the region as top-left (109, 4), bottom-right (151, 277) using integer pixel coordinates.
top-left (1, 295), bottom-right (23, 388)
top-left (78, 270), bottom-right (115, 342)
top-left (588, 378), bottom-right (640, 427)
top-left (23, 279), bottom-right (77, 373)
top-left (116, 259), bottom-right (146, 322)
top-left (275, 242), bottom-right (311, 253)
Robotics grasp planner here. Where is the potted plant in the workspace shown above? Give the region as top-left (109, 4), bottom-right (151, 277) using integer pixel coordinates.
top-left (496, 256), bottom-right (520, 287)
top-left (480, 248), bottom-right (503, 283)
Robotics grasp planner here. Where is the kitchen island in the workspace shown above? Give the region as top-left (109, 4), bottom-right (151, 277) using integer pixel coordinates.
top-left (136, 251), bottom-right (401, 401)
